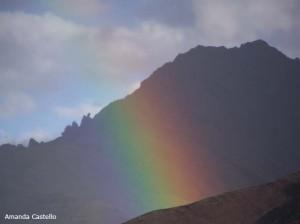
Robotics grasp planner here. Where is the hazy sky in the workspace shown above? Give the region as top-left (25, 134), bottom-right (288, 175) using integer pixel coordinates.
top-left (0, 0), bottom-right (299, 145)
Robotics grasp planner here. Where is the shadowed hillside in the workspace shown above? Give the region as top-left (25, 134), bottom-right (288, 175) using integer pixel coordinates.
top-left (1, 40), bottom-right (300, 223)
top-left (125, 172), bottom-right (300, 224)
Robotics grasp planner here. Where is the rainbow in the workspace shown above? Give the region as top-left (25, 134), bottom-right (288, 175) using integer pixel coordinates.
top-left (14, 3), bottom-right (214, 215)
top-left (99, 88), bottom-right (214, 214)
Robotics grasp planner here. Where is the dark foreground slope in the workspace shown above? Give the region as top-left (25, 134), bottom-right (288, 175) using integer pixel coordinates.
top-left (125, 171), bottom-right (300, 224)
top-left (0, 40), bottom-right (300, 223)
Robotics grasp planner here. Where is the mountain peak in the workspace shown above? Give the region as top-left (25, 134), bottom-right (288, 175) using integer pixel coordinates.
top-left (28, 138), bottom-right (39, 147)
top-left (80, 113), bottom-right (92, 127)
top-left (240, 39), bottom-right (270, 48)
top-left (238, 39), bottom-right (288, 59)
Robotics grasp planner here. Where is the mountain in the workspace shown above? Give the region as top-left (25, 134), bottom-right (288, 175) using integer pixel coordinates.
top-left (125, 171), bottom-right (300, 224)
top-left (1, 40), bottom-right (300, 223)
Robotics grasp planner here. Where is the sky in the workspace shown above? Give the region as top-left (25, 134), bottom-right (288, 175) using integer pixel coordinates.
top-left (0, 0), bottom-right (300, 145)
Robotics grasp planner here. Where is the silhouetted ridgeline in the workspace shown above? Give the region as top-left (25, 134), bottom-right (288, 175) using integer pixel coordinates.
top-left (0, 40), bottom-right (300, 224)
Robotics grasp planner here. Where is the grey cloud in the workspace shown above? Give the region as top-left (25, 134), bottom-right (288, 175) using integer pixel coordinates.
top-left (0, 92), bottom-right (36, 118)
top-left (105, 0), bottom-right (300, 57)
top-left (0, 1), bottom-right (299, 110)
top-left (135, 0), bottom-right (195, 27)
top-left (190, 0), bottom-right (300, 57)
top-left (0, 12), bottom-right (82, 94)
top-left (0, 1), bottom-right (299, 100)
top-left (47, 0), bottom-right (108, 17)
top-left (0, 11), bottom-right (188, 118)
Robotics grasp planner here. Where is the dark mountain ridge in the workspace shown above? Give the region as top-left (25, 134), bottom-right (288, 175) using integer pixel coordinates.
top-left (1, 40), bottom-right (300, 223)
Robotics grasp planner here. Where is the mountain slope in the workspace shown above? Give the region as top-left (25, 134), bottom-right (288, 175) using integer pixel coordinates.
top-left (125, 171), bottom-right (300, 224)
top-left (0, 40), bottom-right (300, 223)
